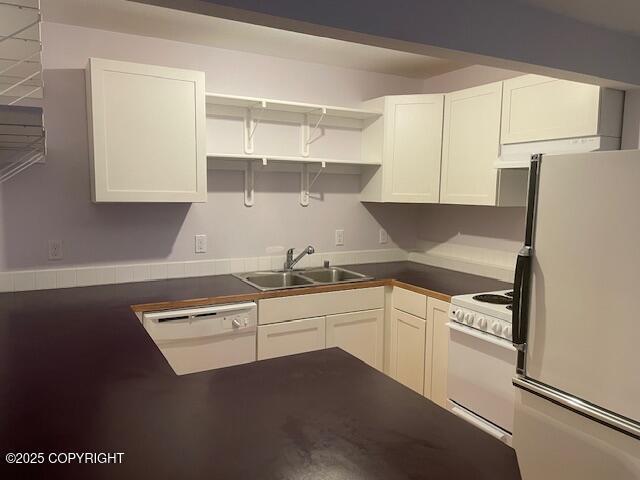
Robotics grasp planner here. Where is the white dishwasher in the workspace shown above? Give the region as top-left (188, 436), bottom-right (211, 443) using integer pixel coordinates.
top-left (142, 302), bottom-right (257, 375)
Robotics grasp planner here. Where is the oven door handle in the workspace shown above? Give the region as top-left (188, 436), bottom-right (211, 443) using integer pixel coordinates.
top-left (447, 322), bottom-right (516, 351)
top-left (450, 405), bottom-right (510, 442)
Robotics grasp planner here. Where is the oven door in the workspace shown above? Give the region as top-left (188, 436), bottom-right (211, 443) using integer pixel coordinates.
top-left (447, 321), bottom-right (517, 435)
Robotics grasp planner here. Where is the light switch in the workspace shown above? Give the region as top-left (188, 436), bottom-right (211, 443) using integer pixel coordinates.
top-left (335, 229), bottom-right (344, 246)
top-left (379, 229), bottom-right (388, 244)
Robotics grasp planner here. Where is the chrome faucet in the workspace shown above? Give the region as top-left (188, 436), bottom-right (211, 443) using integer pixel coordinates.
top-left (284, 245), bottom-right (315, 271)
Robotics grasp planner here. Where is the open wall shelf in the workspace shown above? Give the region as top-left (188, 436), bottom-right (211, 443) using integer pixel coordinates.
top-left (205, 91), bottom-right (381, 167)
top-left (206, 152), bottom-right (381, 167)
top-left (205, 93), bottom-right (382, 120)
top-left (205, 92), bottom-right (383, 207)
top-left (0, 0), bottom-right (45, 184)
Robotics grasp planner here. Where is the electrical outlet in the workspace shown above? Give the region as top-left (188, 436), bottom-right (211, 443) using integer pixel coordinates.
top-left (48, 240), bottom-right (63, 260)
top-left (195, 234), bottom-right (208, 254)
top-left (335, 229), bottom-right (344, 246)
top-left (379, 229), bottom-right (388, 244)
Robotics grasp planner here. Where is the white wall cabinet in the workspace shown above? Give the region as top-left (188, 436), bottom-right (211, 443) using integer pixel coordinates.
top-left (326, 309), bottom-right (384, 370)
top-left (257, 316), bottom-right (325, 360)
top-left (389, 308), bottom-right (427, 393)
top-left (360, 94), bottom-right (444, 203)
top-left (86, 58), bottom-right (207, 202)
top-left (427, 297), bottom-right (450, 408)
top-left (440, 82), bottom-right (525, 206)
top-left (501, 74), bottom-right (624, 144)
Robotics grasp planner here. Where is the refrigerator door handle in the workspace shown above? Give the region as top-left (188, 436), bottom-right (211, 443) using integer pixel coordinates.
top-left (512, 246), bottom-right (531, 353)
top-left (512, 155), bottom-right (541, 374)
top-left (513, 376), bottom-right (640, 440)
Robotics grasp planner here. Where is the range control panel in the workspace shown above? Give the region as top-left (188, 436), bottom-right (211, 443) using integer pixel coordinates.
top-left (449, 305), bottom-right (513, 342)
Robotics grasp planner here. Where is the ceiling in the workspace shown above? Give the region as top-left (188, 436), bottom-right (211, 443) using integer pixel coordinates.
top-left (521, 0), bottom-right (640, 37)
top-left (41, 0), bottom-right (465, 79)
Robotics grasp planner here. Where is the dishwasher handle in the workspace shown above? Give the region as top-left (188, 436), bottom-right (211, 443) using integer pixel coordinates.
top-left (143, 302), bottom-right (257, 322)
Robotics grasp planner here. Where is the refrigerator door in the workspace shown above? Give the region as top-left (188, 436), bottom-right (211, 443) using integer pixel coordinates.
top-left (514, 389), bottom-right (640, 480)
top-left (522, 150), bottom-right (640, 429)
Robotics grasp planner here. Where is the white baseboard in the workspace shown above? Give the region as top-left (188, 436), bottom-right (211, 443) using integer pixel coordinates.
top-left (0, 248), bottom-right (408, 293)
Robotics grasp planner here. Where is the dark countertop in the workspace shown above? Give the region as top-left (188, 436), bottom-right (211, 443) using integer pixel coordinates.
top-left (0, 261), bottom-right (515, 478)
top-left (346, 261), bottom-right (511, 298)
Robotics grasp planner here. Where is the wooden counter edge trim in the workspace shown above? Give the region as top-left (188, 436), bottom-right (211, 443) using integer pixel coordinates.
top-left (390, 280), bottom-right (452, 303)
top-left (130, 279), bottom-right (391, 313)
top-left (130, 278), bottom-right (453, 314)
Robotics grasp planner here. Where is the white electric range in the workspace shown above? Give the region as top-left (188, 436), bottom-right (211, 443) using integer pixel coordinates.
top-left (447, 289), bottom-right (517, 445)
top-left (449, 289), bottom-right (514, 341)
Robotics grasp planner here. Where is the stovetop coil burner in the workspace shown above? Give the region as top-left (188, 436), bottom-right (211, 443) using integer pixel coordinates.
top-left (472, 294), bottom-right (513, 305)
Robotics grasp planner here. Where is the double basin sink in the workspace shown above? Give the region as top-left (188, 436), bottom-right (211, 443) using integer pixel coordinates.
top-left (235, 267), bottom-right (373, 291)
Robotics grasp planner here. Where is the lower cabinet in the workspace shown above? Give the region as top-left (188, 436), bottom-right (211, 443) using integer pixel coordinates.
top-left (255, 286), bottom-right (450, 406)
top-left (389, 308), bottom-right (427, 394)
top-left (326, 309), bottom-right (384, 370)
top-left (389, 286), bottom-right (451, 406)
top-left (257, 316), bottom-right (325, 360)
top-left (427, 297), bottom-right (450, 408)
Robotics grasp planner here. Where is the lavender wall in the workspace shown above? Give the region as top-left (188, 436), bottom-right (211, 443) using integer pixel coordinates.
top-left (422, 65), bottom-right (522, 93)
top-left (0, 22), bottom-right (424, 271)
top-left (622, 89), bottom-right (640, 150)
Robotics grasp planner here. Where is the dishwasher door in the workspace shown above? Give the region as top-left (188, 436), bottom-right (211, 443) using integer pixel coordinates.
top-left (143, 302), bottom-right (257, 375)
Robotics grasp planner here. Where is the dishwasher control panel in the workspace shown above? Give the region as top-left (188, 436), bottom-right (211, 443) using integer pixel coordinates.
top-left (143, 302), bottom-right (257, 342)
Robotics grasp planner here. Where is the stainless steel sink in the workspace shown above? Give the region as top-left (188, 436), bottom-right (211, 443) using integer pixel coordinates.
top-left (301, 267), bottom-right (367, 283)
top-left (234, 267), bottom-right (372, 291)
top-left (242, 272), bottom-right (314, 290)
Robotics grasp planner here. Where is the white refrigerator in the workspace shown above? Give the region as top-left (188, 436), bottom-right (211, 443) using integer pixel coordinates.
top-left (511, 150), bottom-right (640, 479)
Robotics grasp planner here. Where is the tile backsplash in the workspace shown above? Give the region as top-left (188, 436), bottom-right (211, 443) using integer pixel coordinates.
top-left (0, 248), bottom-right (407, 292)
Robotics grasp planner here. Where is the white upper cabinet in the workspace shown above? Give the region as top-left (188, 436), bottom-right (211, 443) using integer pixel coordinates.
top-left (86, 58), bottom-right (207, 202)
top-left (440, 82), bottom-right (526, 206)
top-left (440, 82), bottom-right (502, 206)
top-left (360, 94), bottom-right (444, 203)
top-left (501, 74), bottom-right (624, 144)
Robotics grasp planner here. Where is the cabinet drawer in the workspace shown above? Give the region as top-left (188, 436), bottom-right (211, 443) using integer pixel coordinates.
top-left (257, 317), bottom-right (325, 361)
top-left (258, 287), bottom-right (384, 325)
top-left (392, 287), bottom-right (427, 319)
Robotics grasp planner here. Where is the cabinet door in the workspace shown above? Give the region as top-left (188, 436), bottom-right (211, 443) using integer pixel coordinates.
top-left (86, 58), bottom-right (206, 202)
top-left (501, 74), bottom-right (602, 144)
top-left (440, 82), bottom-right (502, 206)
top-left (383, 95), bottom-right (443, 203)
top-left (427, 297), bottom-right (450, 407)
top-left (257, 317), bottom-right (325, 360)
top-left (390, 308), bottom-right (426, 393)
top-left (326, 309), bottom-right (384, 370)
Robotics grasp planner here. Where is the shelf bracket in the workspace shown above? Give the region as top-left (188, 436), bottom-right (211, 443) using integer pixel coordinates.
top-left (243, 101), bottom-right (266, 154)
top-left (300, 161), bottom-right (325, 207)
top-left (243, 160), bottom-right (257, 207)
top-left (300, 107), bottom-right (326, 158)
